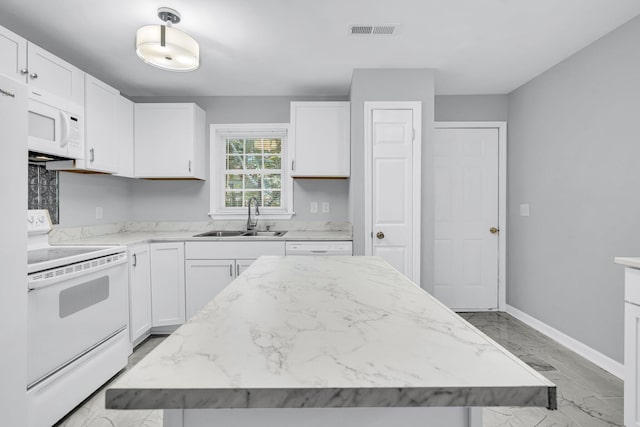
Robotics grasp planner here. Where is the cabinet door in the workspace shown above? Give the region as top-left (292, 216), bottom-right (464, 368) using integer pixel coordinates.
top-left (150, 243), bottom-right (186, 327)
top-left (129, 245), bottom-right (152, 344)
top-left (27, 42), bottom-right (84, 107)
top-left (115, 95), bottom-right (134, 178)
top-left (185, 259), bottom-right (235, 319)
top-left (0, 25), bottom-right (27, 82)
top-left (236, 259), bottom-right (256, 277)
top-left (290, 102), bottom-right (350, 177)
top-left (134, 103), bottom-right (196, 178)
top-left (84, 75), bottom-right (118, 173)
top-left (626, 302), bottom-right (640, 427)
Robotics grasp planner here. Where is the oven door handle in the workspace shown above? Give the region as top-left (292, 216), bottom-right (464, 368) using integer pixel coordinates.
top-left (28, 255), bottom-right (128, 291)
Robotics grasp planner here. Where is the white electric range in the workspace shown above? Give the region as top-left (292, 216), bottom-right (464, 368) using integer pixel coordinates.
top-left (26, 209), bottom-right (130, 427)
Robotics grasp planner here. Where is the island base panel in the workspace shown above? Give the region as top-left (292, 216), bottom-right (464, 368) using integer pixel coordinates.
top-left (164, 407), bottom-right (483, 427)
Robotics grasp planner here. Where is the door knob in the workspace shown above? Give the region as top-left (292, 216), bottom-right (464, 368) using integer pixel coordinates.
top-left (489, 227), bottom-right (499, 234)
top-left (376, 231), bottom-right (385, 239)
top-left (29, 72), bottom-right (38, 79)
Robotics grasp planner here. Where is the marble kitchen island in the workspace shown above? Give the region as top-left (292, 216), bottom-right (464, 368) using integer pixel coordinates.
top-left (106, 256), bottom-right (555, 427)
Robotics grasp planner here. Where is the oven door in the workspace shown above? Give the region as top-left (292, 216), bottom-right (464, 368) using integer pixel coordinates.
top-left (27, 260), bottom-right (128, 388)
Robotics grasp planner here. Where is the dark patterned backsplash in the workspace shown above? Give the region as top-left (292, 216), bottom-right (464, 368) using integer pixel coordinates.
top-left (28, 164), bottom-right (59, 224)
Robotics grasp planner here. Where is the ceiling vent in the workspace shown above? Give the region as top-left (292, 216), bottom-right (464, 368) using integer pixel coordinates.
top-left (349, 24), bottom-right (398, 36)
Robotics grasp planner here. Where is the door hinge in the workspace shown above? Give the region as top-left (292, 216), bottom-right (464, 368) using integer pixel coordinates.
top-left (412, 128), bottom-right (415, 141)
top-left (291, 159), bottom-right (295, 171)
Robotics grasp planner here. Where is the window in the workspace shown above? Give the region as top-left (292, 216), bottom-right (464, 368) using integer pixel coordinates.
top-left (210, 124), bottom-right (293, 219)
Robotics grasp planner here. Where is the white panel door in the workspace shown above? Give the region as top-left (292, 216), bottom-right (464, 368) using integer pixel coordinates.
top-left (236, 259), bottom-right (256, 277)
top-left (150, 243), bottom-right (186, 327)
top-left (625, 301), bottom-right (640, 427)
top-left (84, 75), bottom-right (118, 173)
top-left (115, 95), bottom-right (135, 177)
top-left (134, 103), bottom-right (195, 178)
top-left (0, 25), bottom-right (27, 82)
top-left (129, 245), bottom-right (152, 343)
top-left (434, 128), bottom-right (499, 310)
top-left (371, 109), bottom-right (414, 280)
top-left (26, 42), bottom-right (84, 106)
top-left (185, 259), bottom-right (235, 319)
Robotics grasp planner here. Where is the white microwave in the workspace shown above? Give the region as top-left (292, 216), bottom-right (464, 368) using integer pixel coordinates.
top-left (28, 98), bottom-right (84, 160)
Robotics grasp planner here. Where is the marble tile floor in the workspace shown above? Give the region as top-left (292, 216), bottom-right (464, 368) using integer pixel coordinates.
top-left (461, 312), bottom-right (623, 427)
top-left (55, 312), bottom-right (623, 427)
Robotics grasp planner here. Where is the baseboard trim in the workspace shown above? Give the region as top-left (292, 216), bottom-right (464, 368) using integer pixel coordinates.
top-left (505, 304), bottom-right (623, 379)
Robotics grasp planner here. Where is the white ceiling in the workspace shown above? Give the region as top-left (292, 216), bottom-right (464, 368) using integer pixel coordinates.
top-left (1, 0), bottom-right (639, 97)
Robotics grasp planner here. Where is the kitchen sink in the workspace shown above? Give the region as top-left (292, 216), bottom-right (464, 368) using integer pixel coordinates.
top-left (242, 231), bottom-right (287, 237)
top-left (193, 230), bottom-right (245, 237)
top-left (193, 230), bottom-right (287, 238)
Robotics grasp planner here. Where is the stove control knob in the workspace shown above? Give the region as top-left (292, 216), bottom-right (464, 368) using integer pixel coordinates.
top-left (37, 215), bottom-right (45, 224)
top-left (27, 215), bottom-right (34, 224)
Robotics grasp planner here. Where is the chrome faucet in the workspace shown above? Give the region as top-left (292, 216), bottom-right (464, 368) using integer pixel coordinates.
top-left (247, 197), bottom-right (260, 231)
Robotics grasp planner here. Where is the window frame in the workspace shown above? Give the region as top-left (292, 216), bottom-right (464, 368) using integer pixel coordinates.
top-left (209, 123), bottom-right (294, 219)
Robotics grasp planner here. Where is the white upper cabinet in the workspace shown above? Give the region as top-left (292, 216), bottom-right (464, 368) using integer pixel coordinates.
top-left (27, 43), bottom-right (84, 108)
top-left (115, 96), bottom-right (135, 178)
top-left (0, 25), bottom-right (27, 82)
top-left (0, 25), bottom-right (84, 109)
top-left (134, 103), bottom-right (206, 180)
top-left (289, 101), bottom-right (350, 178)
top-left (83, 74), bottom-right (119, 173)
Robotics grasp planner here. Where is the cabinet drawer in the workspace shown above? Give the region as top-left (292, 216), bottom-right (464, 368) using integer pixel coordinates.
top-left (185, 241), bottom-right (285, 259)
top-left (626, 267), bottom-right (640, 306)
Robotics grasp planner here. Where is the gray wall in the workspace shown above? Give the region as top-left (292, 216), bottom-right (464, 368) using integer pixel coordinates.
top-left (58, 172), bottom-right (132, 227)
top-left (435, 95), bottom-right (508, 121)
top-left (507, 15), bottom-right (640, 363)
top-left (58, 96), bottom-right (350, 225)
top-left (349, 68), bottom-right (435, 290)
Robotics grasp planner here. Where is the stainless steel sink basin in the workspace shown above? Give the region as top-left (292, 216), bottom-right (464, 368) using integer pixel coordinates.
top-left (193, 230), bottom-right (287, 238)
top-left (242, 231), bottom-right (287, 237)
top-left (193, 230), bottom-right (245, 237)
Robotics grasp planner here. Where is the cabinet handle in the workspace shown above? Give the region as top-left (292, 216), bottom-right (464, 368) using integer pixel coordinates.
top-left (20, 68), bottom-right (28, 75)
top-left (188, 160), bottom-right (191, 172)
top-left (236, 264), bottom-right (240, 276)
top-left (29, 72), bottom-right (38, 79)
top-left (132, 253), bottom-right (137, 267)
top-left (291, 159), bottom-right (295, 171)
top-left (229, 264), bottom-right (233, 277)
top-left (90, 148), bottom-right (95, 162)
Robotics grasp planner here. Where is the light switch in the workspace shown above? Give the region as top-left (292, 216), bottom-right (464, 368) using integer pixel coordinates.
top-left (322, 202), bottom-right (330, 213)
top-left (519, 204), bottom-right (530, 217)
top-left (96, 206), bottom-right (103, 220)
top-left (310, 202), bottom-right (318, 213)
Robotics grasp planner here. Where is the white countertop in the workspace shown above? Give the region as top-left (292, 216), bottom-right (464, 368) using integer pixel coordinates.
top-left (52, 229), bottom-right (352, 246)
top-left (615, 257), bottom-right (640, 269)
top-left (106, 256), bottom-right (554, 410)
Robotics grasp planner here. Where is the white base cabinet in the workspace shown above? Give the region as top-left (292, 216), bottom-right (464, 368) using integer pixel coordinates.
top-left (150, 243), bottom-right (186, 328)
top-left (185, 242), bottom-right (284, 319)
top-left (128, 245), bottom-right (152, 346)
top-left (185, 259), bottom-right (248, 319)
top-left (625, 267), bottom-right (640, 427)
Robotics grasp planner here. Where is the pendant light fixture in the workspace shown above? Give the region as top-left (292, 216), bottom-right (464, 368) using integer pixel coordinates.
top-left (136, 7), bottom-right (200, 72)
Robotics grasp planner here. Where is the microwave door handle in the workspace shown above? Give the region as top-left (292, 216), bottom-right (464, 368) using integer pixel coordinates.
top-left (59, 111), bottom-right (70, 148)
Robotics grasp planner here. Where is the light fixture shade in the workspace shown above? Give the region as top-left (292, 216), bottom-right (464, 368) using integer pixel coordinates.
top-left (136, 25), bottom-right (200, 72)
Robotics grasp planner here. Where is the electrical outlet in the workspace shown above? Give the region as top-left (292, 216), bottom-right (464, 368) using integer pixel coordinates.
top-left (96, 206), bottom-right (103, 220)
top-left (322, 202), bottom-right (330, 213)
top-left (519, 204), bottom-right (530, 217)
top-left (310, 202), bottom-right (318, 213)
